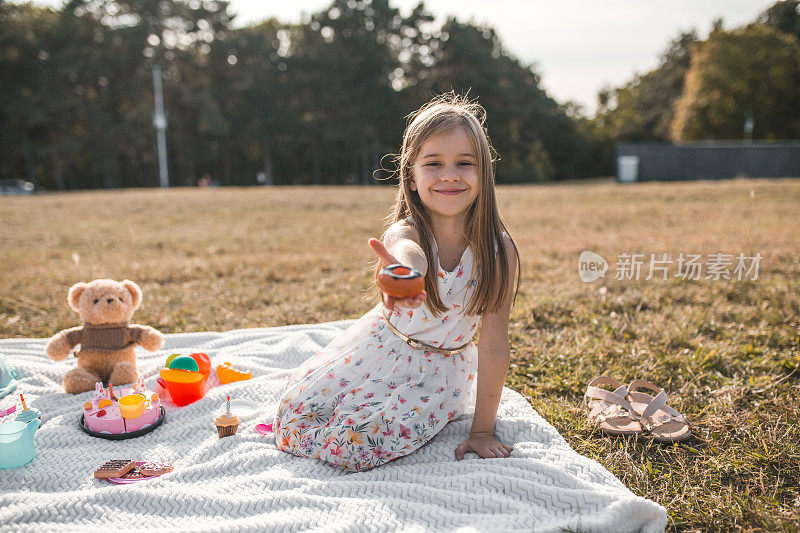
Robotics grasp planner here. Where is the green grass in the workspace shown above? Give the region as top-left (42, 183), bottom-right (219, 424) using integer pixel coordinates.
top-left (1, 178), bottom-right (798, 531)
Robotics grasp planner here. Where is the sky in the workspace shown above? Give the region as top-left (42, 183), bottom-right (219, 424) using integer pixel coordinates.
top-left (21, 0), bottom-right (777, 115)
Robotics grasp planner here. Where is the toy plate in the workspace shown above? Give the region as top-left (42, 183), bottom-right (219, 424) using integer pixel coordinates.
top-left (79, 406), bottom-right (165, 440)
top-left (217, 399), bottom-right (259, 419)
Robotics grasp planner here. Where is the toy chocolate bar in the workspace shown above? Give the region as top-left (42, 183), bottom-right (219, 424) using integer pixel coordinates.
top-left (94, 459), bottom-right (135, 479)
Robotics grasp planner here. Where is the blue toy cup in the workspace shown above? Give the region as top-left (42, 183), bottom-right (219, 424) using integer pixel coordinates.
top-left (0, 418), bottom-right (40, 469)
top-left (0, 354), bottom-right (18, 399)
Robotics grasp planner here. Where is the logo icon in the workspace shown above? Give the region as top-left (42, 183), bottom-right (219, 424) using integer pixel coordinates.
top-left (578, 251), bottom-right (607, 282)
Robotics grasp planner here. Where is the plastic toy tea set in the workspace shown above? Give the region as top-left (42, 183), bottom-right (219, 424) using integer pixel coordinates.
top-left (1, 351), bottom-right (257, 473)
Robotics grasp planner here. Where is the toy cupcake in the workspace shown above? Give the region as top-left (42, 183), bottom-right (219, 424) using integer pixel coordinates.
top-left (15, 394), bottom-right (41, 425)
top-left (215, 396), bottom-right (239, 438)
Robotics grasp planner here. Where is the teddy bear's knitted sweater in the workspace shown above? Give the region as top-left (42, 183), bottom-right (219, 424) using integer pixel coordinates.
top-left (64, 322), bottom-right (146, 354)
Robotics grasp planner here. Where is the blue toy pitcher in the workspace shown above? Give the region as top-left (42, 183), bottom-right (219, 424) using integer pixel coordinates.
top-left (0, 418), bottom-right (40, 469)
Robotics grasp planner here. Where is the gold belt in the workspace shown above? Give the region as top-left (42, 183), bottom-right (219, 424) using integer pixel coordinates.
top-left (381, 308), bottom-right (472, 356)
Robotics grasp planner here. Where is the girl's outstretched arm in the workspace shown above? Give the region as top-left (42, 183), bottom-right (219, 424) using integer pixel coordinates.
top-left (455, 235), bottom-right (517, 461)
top-left (381, 220), bottom-right (428, 276)
top-left (368, 228), bottom-right (426, 309)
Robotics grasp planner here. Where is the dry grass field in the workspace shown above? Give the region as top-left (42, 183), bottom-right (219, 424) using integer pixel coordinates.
top-left (1, 178), bottom-right (798, 531)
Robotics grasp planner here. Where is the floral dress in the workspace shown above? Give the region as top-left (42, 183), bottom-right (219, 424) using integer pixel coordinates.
top-left (274, 237), bottom-right (480, 472)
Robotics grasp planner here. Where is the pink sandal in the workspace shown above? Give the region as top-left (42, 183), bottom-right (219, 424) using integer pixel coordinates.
top-left (584, 377), bottom-right (643, 436)
top-left (626, 379), bottom-right (692, 443)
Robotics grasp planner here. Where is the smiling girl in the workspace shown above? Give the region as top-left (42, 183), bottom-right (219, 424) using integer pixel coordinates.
top-left (274, 93), bottom-right (521, 471)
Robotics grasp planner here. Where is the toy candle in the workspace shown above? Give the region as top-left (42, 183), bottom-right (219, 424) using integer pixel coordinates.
top-left (15, 392), bottom-right (42, 425)
top-left (226, 396), bottom-right (231, 415)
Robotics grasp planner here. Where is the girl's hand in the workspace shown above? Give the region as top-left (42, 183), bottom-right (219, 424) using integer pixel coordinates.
top-left (454, 431), bottom-right (513, 461)
top-left (368, 238), bottom-right (426, 310)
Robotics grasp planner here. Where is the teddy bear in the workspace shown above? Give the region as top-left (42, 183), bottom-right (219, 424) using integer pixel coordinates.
top-left (45, 279), bottom-right (164, 394)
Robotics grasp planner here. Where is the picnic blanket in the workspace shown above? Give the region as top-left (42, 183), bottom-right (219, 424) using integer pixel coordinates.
top-left (0, 321), bottom-right (667, 532)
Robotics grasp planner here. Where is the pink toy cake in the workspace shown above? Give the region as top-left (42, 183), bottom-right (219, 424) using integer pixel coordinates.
top-left (83, 381), bottom-right (162, 435)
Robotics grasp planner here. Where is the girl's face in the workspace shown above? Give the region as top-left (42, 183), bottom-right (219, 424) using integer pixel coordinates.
top-left (409, 127), bottom-right (480, 220)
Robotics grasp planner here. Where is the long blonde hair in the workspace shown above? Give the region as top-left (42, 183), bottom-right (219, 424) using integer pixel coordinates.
top-left (379, 92), bottom-right (520, 316)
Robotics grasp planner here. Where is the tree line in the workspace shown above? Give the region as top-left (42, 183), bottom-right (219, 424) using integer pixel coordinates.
top-left (1, 0), bottom-right (798, 190)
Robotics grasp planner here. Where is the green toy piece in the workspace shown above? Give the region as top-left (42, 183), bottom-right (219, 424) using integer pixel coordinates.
top-left (168, 356), bottom-right (199, 372)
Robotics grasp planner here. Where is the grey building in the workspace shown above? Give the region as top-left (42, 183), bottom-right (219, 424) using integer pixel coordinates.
top-left (615, 141), bottom-right (800, 182)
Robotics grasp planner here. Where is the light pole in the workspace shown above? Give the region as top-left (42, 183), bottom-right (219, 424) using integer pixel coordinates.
top-left (153, 64), bottom-right (169, 188)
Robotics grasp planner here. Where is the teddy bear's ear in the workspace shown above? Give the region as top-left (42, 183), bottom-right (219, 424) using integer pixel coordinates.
top-left (121, 279), bottom-right (142, 310)
top-left (67, 283), bottom-right (88, 313)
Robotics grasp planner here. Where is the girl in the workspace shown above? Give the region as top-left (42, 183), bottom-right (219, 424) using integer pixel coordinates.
top-left (274, 93), bottom-right (520, 472)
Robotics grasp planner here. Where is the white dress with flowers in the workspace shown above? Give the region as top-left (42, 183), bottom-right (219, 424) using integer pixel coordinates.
top-left (274, 238), bottom-right (480, 472)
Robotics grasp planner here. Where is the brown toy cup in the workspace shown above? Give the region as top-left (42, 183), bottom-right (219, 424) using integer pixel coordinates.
top-left (377, 264), bottom-right (424, 299)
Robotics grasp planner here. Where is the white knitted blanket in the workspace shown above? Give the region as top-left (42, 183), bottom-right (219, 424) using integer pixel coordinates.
top-left (0, 322), bottom-right (667, 532)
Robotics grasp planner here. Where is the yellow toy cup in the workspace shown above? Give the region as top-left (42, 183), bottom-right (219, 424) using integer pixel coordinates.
top-left (119, 394), bottom-right (150, 419)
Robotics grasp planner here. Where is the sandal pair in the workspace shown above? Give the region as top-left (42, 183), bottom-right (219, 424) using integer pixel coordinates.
top-left (584, 377), bottom-right (692, 443)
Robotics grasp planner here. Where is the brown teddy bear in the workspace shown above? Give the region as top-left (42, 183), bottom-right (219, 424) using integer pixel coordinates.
top-left (45, 279), bottom-right (164, 394)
